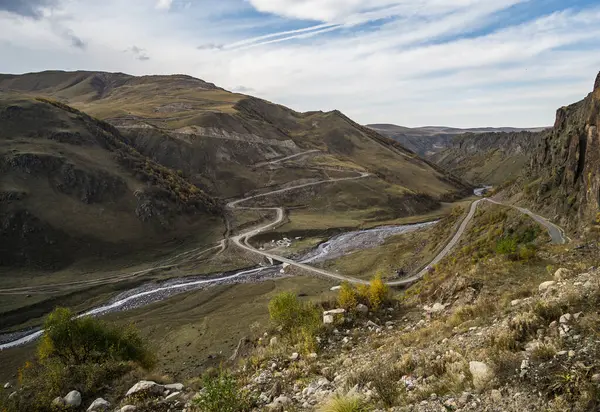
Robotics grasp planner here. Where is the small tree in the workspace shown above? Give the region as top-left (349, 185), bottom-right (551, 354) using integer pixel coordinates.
top-left (268, 292), bottom-right (304, 333)
top-left (337, 281), bottom-right (358, 310)
top-left (368, 274), bottom-right (389, 311)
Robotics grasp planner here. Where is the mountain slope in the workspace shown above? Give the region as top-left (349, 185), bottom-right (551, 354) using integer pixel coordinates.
top-left (0, 71), bottom-right (471, 216)
top-left (369, 123), bottom-right (547, 156)
top-left (429, 130), bottom-right (546, 185)
top-left (0, 96), bottom-right (221, 270)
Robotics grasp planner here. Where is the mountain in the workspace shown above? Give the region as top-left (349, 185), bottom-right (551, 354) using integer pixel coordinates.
top-left (506, 72), bottom-right (600, 231)
top-left (0, 96), bottom-right (221, 270)
top-left (0, 71), bottom-right (471, 224)
top-left (428, 130), bottom-right (547, 185)
top-left (368, 123), bottom-right (547, 156)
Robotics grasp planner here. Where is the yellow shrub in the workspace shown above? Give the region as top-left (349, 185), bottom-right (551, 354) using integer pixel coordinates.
top-left (337, 282), bottom-right (358, 310)
top-left (368, 274), bottom-right (389, 310)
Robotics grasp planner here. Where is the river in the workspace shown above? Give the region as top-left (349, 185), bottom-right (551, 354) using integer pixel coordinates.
top-left (0, 220), bottom-right (437, 350)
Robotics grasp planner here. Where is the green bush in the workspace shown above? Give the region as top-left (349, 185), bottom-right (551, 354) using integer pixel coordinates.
top-left (1, 308), bottom-right (154, 412)
top-left (38, 308), bottom-right (155, 368)
top-left (268, 292), bottom-right (322, 352)
top-left (319, 394), bottom-right (370, 412)
top-left (495, 237), bottom-right (517, 255)
top-left (192, 370), bottom-right (253, 412)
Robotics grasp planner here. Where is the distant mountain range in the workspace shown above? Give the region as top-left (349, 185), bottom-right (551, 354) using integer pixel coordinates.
top-left (367, 124), bottom-right (549, 156)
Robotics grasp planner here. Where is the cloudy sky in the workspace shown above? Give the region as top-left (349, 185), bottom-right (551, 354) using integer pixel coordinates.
top-left (1, 0), bottom-right (599, 127)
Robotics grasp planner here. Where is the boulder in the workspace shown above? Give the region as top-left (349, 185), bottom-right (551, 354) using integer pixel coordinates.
top-left (164, 383), bottom-right (184, 391)
top-left (323, 308), bottom-right (345, 324)
top-left (87, 398), bottom-right (110, 411)
top-left (356, 303), bottom-right (369, 314)
top-left (126, 381), bottom-right (164, 397)
top-left (538, 281), bottom-right (556, 292)
top-left (469, 361), bottom-right (492, 390)
top-left (554, 268), bottom-right (573, 280)
top-left (64, 390), bottom-right (82, 408)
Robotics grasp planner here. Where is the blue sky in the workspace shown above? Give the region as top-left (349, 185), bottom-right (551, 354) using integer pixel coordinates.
top-left (1, 0), bottom-right (599, 127)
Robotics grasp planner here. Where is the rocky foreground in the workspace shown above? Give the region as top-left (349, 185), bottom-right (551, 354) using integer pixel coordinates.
top-left (7, 265), bottom-right (598, 411)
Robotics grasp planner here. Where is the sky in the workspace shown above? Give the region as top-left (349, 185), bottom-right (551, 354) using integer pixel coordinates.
top-left (1, 0), bottom-right (599, 127)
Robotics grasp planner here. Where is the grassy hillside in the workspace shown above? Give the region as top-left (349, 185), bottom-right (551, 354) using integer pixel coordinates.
top-left (0, 95), bottom-right (223, 271)
top-left (0, 71), bottom-right (471, 210)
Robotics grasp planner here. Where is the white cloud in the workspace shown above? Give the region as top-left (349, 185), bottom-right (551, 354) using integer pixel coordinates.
top-left (0, 0), bottom-right (599, 127)
top-left (156, 0), bottom-right (173, 10)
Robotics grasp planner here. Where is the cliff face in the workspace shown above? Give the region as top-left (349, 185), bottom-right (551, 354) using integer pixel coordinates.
top-left (526, 72), bottom-right (600, 229)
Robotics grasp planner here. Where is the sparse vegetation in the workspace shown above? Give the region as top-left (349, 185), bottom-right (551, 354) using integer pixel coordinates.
top-left (268, 292), bottom-right (322, 352)
top-left (318, 394), bottom-right (370, 412)
top-left (191, 370), bottom-right (254, 412)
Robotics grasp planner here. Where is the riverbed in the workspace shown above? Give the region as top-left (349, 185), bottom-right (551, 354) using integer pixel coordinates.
top-left (0, 220), bottom-right (437, 350)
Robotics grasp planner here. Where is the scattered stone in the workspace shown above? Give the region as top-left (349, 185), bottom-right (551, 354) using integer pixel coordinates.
top-left (269, 336), bottom-right (279, 346)
top-left (424, 302), bottom-right (446, 313)
top-left (8, 392), bottom-right (16, 400)
top-left (538, 281), bottom-right (556, 292)
top-left (491, 389), bottom-right (502, 402)
top-left (356, 303), bottom-right (369, 314)
top-left (574, 312), bottom-right (584, 320)
top-left (568, 350), bottom-right (576, 357)
top-left (330, 286), bottom-right (341, 291)
top-left (267, 395), bottom-right (291, 409)
top-left (64, 390), bottom-right (82, 408)
top-left (87, 398), bottom-right (110, 411)
top-left (120, 406), bottom-right (137, 412)
top-left (458, 392), bottom-right (472, 406)
top-left (591, 374), bottom-right (600, 383)
top-left (126, 381), bottom-right (164, 397)
top-left (3, 382), bottom-right (11, 389)
top-left (511, 299), bottom-right (522, 306)
top-left (290, 352), bottom-right (299, 361)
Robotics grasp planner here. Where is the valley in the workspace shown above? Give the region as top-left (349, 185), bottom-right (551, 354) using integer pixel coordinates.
top-left (0, 69), bottom-right (598, 412)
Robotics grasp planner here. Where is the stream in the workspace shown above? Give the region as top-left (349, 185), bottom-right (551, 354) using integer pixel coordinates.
top-left (0, 220), bottom-right (436, 350)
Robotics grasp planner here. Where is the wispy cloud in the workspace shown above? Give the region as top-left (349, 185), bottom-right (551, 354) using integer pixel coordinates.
top-left (0, 0), bottom-right (599, 127)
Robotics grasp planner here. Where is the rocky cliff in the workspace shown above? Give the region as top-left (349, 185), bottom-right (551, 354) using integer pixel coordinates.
top-left (520, 72), bottom-right (600, 230)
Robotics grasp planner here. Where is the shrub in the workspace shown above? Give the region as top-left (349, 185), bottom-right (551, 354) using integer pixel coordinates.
top-left (368, 275), bottom-right (389, 311)
top-left (496, 237), bottom-right (517, 255)
top-left (337, 282), bottom-right (358, 310)
top-left (192, 370), bottom-right (253, 412)
top-left (268, 292), bottom-right (322, 352)
top-left (318, 394), bottom-right (370, 412)
top-left (2, 308), bottom-right (153, 412)
top-left (38, 308), bottom-right (155, 368)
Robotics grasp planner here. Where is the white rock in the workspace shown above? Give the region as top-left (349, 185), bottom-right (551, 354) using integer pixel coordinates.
top-left (559, 313), bottom-right (572, 324)
top-left (165, 391), bottom-right (182, 401)
top-left (268, 395), bottom-right (291, 408)
top-left (3, 382), bottom-right (11, 389)
top-left (469, 361), bottom-right (493, 389)
top-left (87, 398), bottom-right (110, 411)
top-left (511, 299), bottom-right (522, 306)
top-left (126, 381), bottom-right (165, 397)
top-left (323, 314), bottom-right (334, 324)
top-left (120, 406), bottom-right (137, 412)
top-left (64, 390), bottom-right (82, 408)
top-left (290, 352), bottom-right (299, 361)
top-left (356, 303), bottom-right (369, 314)
top-left (554, 268), bottom-right (573, 280)
top-left (330, 286), bottom-right (341, 291)
top-left (538, 281), bottom-right (556, 292)
top-left (164, 383), bottom-right (184, 391)
top-left (8, 392), bottom-right (16, 400)
top-left (269, 336), bottom-right (279, 346)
